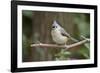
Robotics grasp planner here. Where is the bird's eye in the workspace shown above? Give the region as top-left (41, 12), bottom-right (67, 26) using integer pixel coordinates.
top-left (52, 26), bottom-right (55, 28)
top-left (52, 26), bottom-right (57, 28)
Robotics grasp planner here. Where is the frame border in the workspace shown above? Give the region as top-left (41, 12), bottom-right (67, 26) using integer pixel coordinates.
top-left (11, 1), bottom-right (97, 72)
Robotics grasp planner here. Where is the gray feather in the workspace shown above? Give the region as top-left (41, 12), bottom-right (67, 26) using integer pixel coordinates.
top-left (60, 28), bottom-right (78, 42)
top-left (60, 27), bottom-right (70, 37)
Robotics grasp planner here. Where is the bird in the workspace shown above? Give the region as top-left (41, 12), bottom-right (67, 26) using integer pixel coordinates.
top-left (51, 20), bottom-right (78, 45)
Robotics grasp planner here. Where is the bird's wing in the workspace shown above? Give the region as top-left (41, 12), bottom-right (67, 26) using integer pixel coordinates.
top-left (60, 28), bottom-right (71, 37)
top-left (60, 28), bottom-right (78, 42)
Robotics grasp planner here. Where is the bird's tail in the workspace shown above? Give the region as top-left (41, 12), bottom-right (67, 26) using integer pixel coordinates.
top-left (69, 36), bottom-right (78, 42)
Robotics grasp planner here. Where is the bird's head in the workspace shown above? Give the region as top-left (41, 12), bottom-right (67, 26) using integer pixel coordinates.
top-left (52, 20), bottom-right (61, 30)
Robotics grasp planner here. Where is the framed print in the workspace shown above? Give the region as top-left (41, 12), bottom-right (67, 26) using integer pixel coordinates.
top-left (11, 1), bottom-right (97, 72)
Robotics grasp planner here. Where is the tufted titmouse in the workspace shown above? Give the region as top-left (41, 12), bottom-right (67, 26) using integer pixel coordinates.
top-left (51, 20), bottom-right (78, 45)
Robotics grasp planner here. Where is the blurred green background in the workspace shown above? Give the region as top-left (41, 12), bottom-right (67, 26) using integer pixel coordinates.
top-left (22, 10), bottom-right (90, 62)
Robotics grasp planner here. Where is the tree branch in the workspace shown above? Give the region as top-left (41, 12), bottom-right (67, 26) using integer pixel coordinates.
top-left (30, 39), bottom-right (90, 50)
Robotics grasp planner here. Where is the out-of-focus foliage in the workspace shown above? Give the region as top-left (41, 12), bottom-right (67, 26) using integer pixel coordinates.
top-left (74, 13), bottom-right (90, 37)
top-left (22, 10), bottom-right (33, 62)
top-left (22, 10), bottom-right (90, 62)
top-left (55, 49), bottom-right (71, 60)
top-left (73, 13), bottom-right (90, 59)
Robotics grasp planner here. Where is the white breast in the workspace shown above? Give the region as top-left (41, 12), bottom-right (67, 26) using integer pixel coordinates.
top-left (51, 29), bottom-right (68, 44)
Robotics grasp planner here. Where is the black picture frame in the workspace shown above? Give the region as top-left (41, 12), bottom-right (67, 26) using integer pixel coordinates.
top-left (11, 1), bottom-right (97, 72)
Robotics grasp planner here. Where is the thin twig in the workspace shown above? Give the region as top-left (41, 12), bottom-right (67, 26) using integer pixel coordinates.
top-left (81, 35), bottom-right (90, 41)
top-left (30, 39), bottom-right (90, 50)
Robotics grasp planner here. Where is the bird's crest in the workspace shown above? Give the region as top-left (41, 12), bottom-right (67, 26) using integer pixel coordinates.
top-left (52, 20), bottom-right (61, 28)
